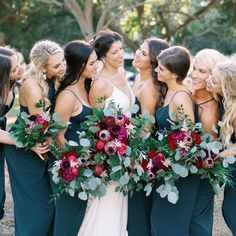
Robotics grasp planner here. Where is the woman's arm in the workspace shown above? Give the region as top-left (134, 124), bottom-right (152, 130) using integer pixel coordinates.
top-left (19, 80), bottom-right (45, 115)
top-left (54, 90), bottom-right (76, 146)
top-left (0, 130), bottom-right (15, 145)
top-left (171, 91), bottom-right (195, 123)
top-left (89, 79), bottom-right (112, 107)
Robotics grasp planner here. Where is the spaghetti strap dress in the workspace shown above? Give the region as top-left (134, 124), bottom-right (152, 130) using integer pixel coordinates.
top-left (151, 91), bottom-right (201, 236)
top-left (4, 80), bottom-right (55, 236)
top-left (127, 96), bottom-right (152, 236)
top-left (49, 88), bottom-right (92, 236)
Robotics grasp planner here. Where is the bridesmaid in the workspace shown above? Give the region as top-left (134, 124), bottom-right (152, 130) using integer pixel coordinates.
top-left (0, 47), bottom-right (20, 220)
top-left (190, 49), bottom-right (225, 236)
top-left (52, 40), bottom-right (98, 236)
top-left (127, 37), bottom-right (169, 236)
top-left (4, 40), bottom-right (66, 236)
top-left (206, 61), bottom-right (236, 235)
top-left (151, 46), bottom-right (200, 236)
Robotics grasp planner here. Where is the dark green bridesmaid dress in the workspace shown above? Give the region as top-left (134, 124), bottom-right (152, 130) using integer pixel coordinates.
top-left (127, 96), bottom-right (152, 236)
top-left (151, 102), bottom-right (201, 236)
top-left (4, 80), bottom-right (55, 236)
top-left (50, 89), bottom-right (91, 236)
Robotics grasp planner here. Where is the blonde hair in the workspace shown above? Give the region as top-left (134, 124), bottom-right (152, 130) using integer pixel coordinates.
top-left (218, 61), bottom-right (236, 145)
top-left (194, 49), bottom-right (226, 101)
top-left (22, 40), bottom-right (63, 108)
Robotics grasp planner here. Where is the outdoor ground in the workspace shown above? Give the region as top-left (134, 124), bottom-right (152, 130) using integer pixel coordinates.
top-left (0, 94), bottom-right (233, 236)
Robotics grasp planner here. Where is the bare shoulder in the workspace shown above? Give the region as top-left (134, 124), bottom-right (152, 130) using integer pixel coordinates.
top-left (20, 79), bottom-right (41, 97)
top-left (173, 90), bottom-right (192, 105)
top-left (56, 89), bottom-right (76, 103)
top-left (91, 78), bottom-right (108, 90)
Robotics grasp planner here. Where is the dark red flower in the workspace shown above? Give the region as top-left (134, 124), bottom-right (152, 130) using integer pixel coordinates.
top-left (116, 143), bottom-right (127, 155)
top-left (152, 152), bottom-right (169, 170)
top-left (141, 159), bottom-right (149, 171)
top-left (166, 134), bottom-right (178, 150)
top-left (95, 165), bottom-right (104, 176)
top-left (102, 116), bottom-right (116, 128)
top-left (96, 140), bottom-right (106, 151)
top-left (191, 131), bottom-right (201, 144)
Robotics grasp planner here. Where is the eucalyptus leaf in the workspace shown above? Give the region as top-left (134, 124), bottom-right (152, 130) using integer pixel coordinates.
top-left (144, 183), bottom-right (153, 196)
top-left (190, 165), bottom-right (198, 174)
top-left (119, 173), bottom-right (130, 185)
top-left (112, 166), bottom-right (122, 173)
top-left (125, 146), bottom-right (131, 156)
top-left (226, 156), bottom-right (236, 164)
top-left (142, 132), bottom-right (150, 140)
top-left (124, 157), bottom-right (131, 167)
top-left (130, 104), bottom-right (140, 114)
top-left (222, 159), bottom-right (229, 168)
top-left (68, 140), bottom-right (79, 146)
top-left (83, 169), bottom-right (93, 177)
top-left (190, 146), bottom-right (197, 153)
top-left (167, 191), bottom-right (179, 204)
top-left (195, 122), bottom-right (203, 129)
top-left (68, 188), bottom-right (75, 197)
top-left (172, 163), bottom-right (188, 177)
top-left (89, 126), bottom-right (100, 133)
top-left (88, 178), bottom-right (98, 190)
top-left (80, 138), bottom-right (90, 147)
top-left (78, 191), bottom-right (88, 201)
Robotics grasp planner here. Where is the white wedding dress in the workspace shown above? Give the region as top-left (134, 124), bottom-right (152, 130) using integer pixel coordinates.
top-left (78, 79), bottom-right (135, 236)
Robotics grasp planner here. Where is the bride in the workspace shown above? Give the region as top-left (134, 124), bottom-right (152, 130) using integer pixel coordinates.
top-left (78, 30), bottom-right (135, 236)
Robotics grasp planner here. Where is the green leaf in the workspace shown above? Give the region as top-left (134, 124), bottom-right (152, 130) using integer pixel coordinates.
top-left (112, 166), bottom-right (122, 173)
top-left (80, 138), bottom-right (90, 147)
top-left (88, 126), bottom-right (100, 133)
top-left (167, 191), bottom-right (179, 204)
top-left (144, 183), bottom-right (153, 196)
top-left (172, 163), bottom-right (188, 177)
top-left (119, 172), bottom-right (130, 185)
top-left (78, 191), bottom-right (88, 201)
top-left (68, 140), bottom-right (79, 146)
top-left (190, 165), bottom-right (198, 174)
top-left (83, 169), bottom-right (93, 177)
top-left (130, 104), bottom-right (140, 114)
top-left (190, 146), bottom-right (197, 153)
top-left (123, 157), bottom-right (131, 167)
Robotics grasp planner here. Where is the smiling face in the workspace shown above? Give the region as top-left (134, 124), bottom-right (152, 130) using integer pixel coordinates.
top-left (191, 57), bottom-right (210, 91)
top-left (81, 50), bottom-right (98, 78)
top-left (103, 40), bottom-right (124, 68)
top-left (206, 66), bottom-right (223, 94)
top-left (132, 41), bottom-right (151, 70)
top-left (45, 52), bottom-right (66, 79)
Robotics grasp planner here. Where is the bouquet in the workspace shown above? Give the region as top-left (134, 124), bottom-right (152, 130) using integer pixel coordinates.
top-left (143, 106), bottom-right (233, 204)
top-left (50, 141), bottom-right (107, 201)
top-left (77, 101), bottom-right (156, 196)
top-left (10, 110), bottom-right (68, 159)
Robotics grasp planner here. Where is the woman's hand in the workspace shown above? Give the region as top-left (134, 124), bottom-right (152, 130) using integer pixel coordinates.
top-left (31, 142), bottom-right (50, 160)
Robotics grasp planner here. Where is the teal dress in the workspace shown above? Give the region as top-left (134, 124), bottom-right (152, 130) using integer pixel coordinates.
top-left (151, 104), bottom-right (201, 236)
top-left (4, 80), bottom-right (55, 236)
top-left (50, 89), bottom-right (91, 236)
top-left (189, 104), bottom-right (215, 236)
top-left (0, 93), bottom-right (15, 220)
top-left (127, 97), bottom-right (152, 236)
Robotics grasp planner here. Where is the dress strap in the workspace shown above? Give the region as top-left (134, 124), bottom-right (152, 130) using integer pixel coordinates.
top-left (169, 90), bottom-right (193, 104)
top-left (197, 98), bottom-right (214, 106)
top-left (64, 89), bottom-right (83, 104)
